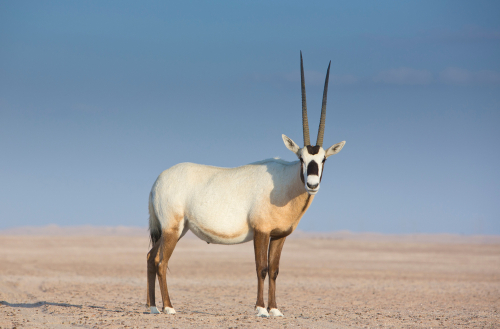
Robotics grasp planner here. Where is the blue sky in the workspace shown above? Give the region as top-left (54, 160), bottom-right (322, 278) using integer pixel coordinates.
top-left (1, 1), bottom-right (499, 234)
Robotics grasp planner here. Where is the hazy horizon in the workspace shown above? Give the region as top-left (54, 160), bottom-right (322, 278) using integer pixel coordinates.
top-left (1, 1), bottom-right (499, 234)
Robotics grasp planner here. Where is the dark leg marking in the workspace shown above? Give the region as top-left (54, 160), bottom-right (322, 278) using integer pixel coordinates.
top-left (260, 267), bottom-right (269, 280)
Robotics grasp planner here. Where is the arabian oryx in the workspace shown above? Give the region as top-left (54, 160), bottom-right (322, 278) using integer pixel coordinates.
top-left (147, 52), bottom-right (346, 317)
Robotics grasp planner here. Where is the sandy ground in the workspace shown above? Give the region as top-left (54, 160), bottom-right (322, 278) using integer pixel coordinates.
top-left (0, 227), bottom-right (499, 328)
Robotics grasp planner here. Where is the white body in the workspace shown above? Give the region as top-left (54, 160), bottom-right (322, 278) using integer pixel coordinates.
top-left (149, 157), bottom-right (312, 245)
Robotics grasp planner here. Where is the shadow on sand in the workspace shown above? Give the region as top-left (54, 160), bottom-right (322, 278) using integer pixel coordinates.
top-left (0, 300), bottom-right (82, 309)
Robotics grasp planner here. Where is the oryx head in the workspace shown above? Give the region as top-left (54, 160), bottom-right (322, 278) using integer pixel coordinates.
top-left (282, 52), bottom-right (346, 195)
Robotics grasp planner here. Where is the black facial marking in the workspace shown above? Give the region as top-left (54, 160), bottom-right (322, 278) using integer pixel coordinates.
top-left (300, 161), bottom-right (305, 184)
top-left (306, 145), bottom-right (321, 155)
top-left (307, 160), bottom-right (319, 176)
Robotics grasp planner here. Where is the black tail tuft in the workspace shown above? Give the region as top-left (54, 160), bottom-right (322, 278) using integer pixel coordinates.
top-left (149, 227), bottom-right (162, 246)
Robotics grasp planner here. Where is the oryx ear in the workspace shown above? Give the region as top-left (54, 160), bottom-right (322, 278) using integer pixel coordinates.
top-left (282, 134), bottom-right (300, 154)
top-left (325, 141), bottom-right (346, 158)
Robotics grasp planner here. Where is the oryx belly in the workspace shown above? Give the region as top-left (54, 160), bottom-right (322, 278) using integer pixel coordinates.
top-left (187, 220), bottom-right (254, 245)
top-left (185, 180), bottom-right (257, 245)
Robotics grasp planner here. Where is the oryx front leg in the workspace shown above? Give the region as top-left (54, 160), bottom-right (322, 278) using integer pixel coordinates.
top-left (268, 236), bottom-right (286, 317)
top-left (253, 230), bottom-right (270, 317)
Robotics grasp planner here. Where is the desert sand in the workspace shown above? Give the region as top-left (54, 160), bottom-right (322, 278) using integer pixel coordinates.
top-left (1, 226), bottom-right (499, 328)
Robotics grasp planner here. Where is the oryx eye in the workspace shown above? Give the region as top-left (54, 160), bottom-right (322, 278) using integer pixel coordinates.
top-left (322, 158), bottom-right (326, 163)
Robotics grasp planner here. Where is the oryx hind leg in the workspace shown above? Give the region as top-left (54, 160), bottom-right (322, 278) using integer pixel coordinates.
top-left (147, 239), bottom-right (161, 313)
top-left (156, 228), bottom-right (180, 314)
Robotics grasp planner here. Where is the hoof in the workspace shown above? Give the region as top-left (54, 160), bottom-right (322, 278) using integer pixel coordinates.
top-left (256, 306), bottom-right (269, 318)
top-left (269, 308), bottom-right (283, 317)
top-left (163, 307), bottom-right (176, 314)
top-left (150, 306), bottom-right (160, 314)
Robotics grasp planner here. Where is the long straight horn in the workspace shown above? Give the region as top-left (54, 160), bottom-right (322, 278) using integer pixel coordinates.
top-left (300, 51), bottom-right (311, 146)
top-left (316, 61), bottom-right (331, 147)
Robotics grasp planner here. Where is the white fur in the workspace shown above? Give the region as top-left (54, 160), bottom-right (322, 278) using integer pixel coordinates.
top-left (256, 306), bottom-right (270, 317)
top-left (326, 141), bottom-right (346, 158)
top-left (163, 307), bottom-right (176, 314)
top-left (282, 134), bottom-right (300, 153)
top-left (269, 308), bottom-right (283, 317)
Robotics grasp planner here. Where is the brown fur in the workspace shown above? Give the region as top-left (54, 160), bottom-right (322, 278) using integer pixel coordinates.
top-left (253, 230), bottom-right (270, 309)
top-left (300, 194), bottom-right (312, 213)
top-left (147, 228), bottom-right (180, 310)
top-left (146, 240), bottom-right (160, 307)
top-left (267, 236), bottom-right (286, 310)
top-left (261, 192), bottom-right (313, 231)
